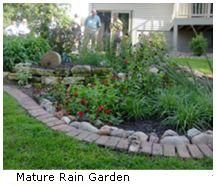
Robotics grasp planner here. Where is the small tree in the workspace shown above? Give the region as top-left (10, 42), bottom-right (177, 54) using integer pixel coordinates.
top-left (189, 33), bottom-right (208, 56)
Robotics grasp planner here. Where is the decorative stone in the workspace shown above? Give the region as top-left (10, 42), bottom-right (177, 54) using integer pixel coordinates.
top-left (40, 51), bottom-right (61, 68)
top-left (128, 139), bottom-right (140, 153)
top-left (54, 110), bottom-right (64, 119)
top-left (14, 63), bottom-right (31, 72)
top-left (41, 76), bottom-right (59, 85)
top-left (68, 115), bottom-right (76, 121)
top-left (187, 128), bottom-right (202, 139)
top-left (3, 72), bottom-right (9, 78)
top-left (71, 65), bottom-right (91, 74)
top-left (99, 125), bottom-right (111, 135)
top-left (70, 121), bottom-right (99, 133)
top-left (40, 98), bottom-right (56, 113)
top-left (110, 128), bottom-right (128, 138)
top-left (128, 131), bottom-right (148, 143)
top-left (160, 136), bottom-right (190, 145)
top-left (149, 132), bottom-right (159, 143)
top-left (61, 116), bottom-right (71, 124)
top-left (205, 130), bottom-right (213, 135)
top-left (7, 73), bottom-right (19, 80)
top-left (117, 72), bottom-right (126, 80)
top-left (161, 129), bottom-right (178, 139)
top-left (149, 66), bottom-right (159, 74)
top-left (30, 67), bottom-right (55, 76)
top-left (61, 77), bottom-right (85, 85)
top-left (191, 133), bottom-right (213, 145)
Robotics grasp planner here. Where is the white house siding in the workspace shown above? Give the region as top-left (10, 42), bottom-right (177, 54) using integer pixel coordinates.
top-left (91, 3), bottom-right (174, 44)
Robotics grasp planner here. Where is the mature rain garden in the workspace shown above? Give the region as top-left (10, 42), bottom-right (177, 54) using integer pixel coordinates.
top-left (3, 3), bottom-right (213, 169)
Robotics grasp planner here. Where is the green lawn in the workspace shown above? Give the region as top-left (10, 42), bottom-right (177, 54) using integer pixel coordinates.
top-left (3, 92), bottom-right (213, 169)
top-left (170, 57), bottom-right (213, 75)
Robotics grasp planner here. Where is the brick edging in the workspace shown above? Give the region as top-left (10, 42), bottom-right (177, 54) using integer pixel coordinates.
top-left (4, 85), bottom-right (213, 159)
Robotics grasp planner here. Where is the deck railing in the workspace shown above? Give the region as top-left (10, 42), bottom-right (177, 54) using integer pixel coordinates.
top-left (174, 3), bottom-right (213, 18)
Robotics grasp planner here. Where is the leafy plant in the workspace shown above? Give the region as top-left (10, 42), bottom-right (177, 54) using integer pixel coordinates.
top-left (3, 36), bottom-right (50, 71)
top-left (189, 33), bottom-right (208, 56)
top-left (17, 71), bottom-right (32, 86)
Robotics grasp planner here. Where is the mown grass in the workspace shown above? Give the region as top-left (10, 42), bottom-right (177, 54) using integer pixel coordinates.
top-left (170, 57), bottom-right (213, 75)
top-left (3, 92), bottom-right (213, 170)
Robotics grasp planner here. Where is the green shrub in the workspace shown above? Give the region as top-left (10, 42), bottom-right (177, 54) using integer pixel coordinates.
top-left (3, 36), bottom-right (51, 71)
top-left (189, 33), bottom-right (208, 56)
top-left (17, 71), bottom-right (32, 86)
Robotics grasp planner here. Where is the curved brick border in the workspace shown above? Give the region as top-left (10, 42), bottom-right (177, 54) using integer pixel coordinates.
top-left (4, 85), bottom-right (213, 159)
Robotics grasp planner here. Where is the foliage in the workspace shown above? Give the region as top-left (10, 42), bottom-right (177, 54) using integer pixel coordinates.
top-left (189, 33), bottom-right (208, 56)
top-left (4, 92), bottom-right (213, 169)
top-left (3, 35), bottom-right (51, 71)
top-left (3, 3), bottom-right (71, 39)
top-left (77, 50), bottom-right (109, 67)
top-left (48, 24), bottom-right (76, 54)
top-left (17, 71), bottom-right (32, 86)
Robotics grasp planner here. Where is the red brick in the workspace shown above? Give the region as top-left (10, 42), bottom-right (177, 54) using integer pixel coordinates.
top-left (95, 136), bottom-right (110, 146)
top-left (176, 145), bottom-right (191, 158)
top-left (152, 143), bottom-right (163, 156)
top-left (139, 141), bottom-right (152, 155)
top-left (116, 139), bottom-right (129, 151)
top-left (197, 144), bottom-right (213, 158)
top-left (105, 137), bottom-right (121, 149)
top-left (83, 133), bottom-right (100, 143)
top-left (52, 124), bottom-right (75, 133)
top-left (163, 144), bottom-right (176, 157)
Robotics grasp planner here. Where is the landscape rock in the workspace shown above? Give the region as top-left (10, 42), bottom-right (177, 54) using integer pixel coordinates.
top-left (99, 125), bottom-right (111, 135)
top-left (40, 51), bottom-right (61, 68)
top-left (30, 67), bottom-right (55, 76)
top-left (129, 139), bottom-right (140, 152)
top-left (40, 98), bottom-right (56, 113)
top-left (61, 116), bottom-right (71, 124)
top-left (149, 132), bottom-right (159, 143)
top-left (110, 128), bottom-right (128, 138)
top-left (187, 128), bottom-right (202, 139)
top-left (68, 115), bottom-right (76, 121)
top-left (61, 77), bottom-right (85, 85)
top-left (117, 72), bottom-right (126, 80)
top-left (14, 63), bottom-right (31, 72)
top-left (161, 129), bottom-right (178, 139)
top-left (7, 73), bottom-right (19, 80)
top-left (23, 84), bottom-right (32, 89)
top-left (41, 76), bottom-right (59, 85)
top-left (191, 132), bottom-right (213, 145)
top-left (54, 110), bottom-right (64, 119)
top-left (149, 66), bottom-right (159, 74)
top-left (71, 65), bottom-right (91, 74)
top-left (160, 136), bottom-right (190, 145)
top-left (70, 121), bottom-right (99, 133)
top-left (128, 131), bottom-right (148, 143)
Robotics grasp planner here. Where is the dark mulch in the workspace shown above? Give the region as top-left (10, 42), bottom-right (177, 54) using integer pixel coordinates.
top-left (118, 119), bottom-right (179, 137)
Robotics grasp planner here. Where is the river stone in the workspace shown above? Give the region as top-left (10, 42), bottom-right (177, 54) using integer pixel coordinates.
top-left (40, 98), bottom-right (56, 113)
top-left (61, 116), bottom-right (71, 124)
top-left (128, 131), bottom-right (148, 143)
top-left (187, 128), bottom-right (202, 139)
top-left (99, 125), bottom-right (111, 135)
top-left (61, 77), bottom-right (85, 85)
top-left (149, 132), bottom-right (159, 143)
top-left (68, 115), bottom-right (76, 121)
top-left (71, 65), bottom-right (91, 74)
top-left (161, 129), bottom-right (178, 139)
top-left (41, 76), bottom-right (59, 85)
top-left (40, 51), bottom-right (61, 68)
top-left (117, 72), bottom-right (126, 80)
top-left (110, 128), bottom-right (128, 138)
top-left (160, 136), bottom-right (190, 145)
top-left (191, 133), bottom-right (213, 145)
top-left (70, 121), bottom-right (99, 133)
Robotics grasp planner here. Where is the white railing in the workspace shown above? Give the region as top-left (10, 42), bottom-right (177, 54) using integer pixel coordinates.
top-left (174, 3), bottom-right (213, 18)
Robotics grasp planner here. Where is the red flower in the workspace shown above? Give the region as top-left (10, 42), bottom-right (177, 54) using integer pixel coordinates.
top-left (77, 111), bottom-right (84, 118)
top-left (97, 105), bottom-right (104, 112)
top-left (105, 109), bottom-right (112, 114)
top-left (73, 91), bottom-right (78, 97)
top-left (124, 59), bottom-right (129, 65)
top-left (80, 98), bottom-right (88, 105)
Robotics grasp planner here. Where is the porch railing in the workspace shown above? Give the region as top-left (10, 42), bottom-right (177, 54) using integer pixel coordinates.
top-left (174, 3), bottom-right (213, 18)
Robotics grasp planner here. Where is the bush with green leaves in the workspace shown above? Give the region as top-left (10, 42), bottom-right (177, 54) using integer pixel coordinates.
top-left (3, 36), bottom-right (51, 71)
top-left (17, 71), bottom-right (32, 86)
top-left (189, 33), bottom-right (208, 56)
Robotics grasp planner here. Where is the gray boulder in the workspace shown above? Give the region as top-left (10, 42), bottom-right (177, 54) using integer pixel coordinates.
top-left (187, 128), bottom-right (202, 139)
top-left (110, 128), bottom-right (128, 138)
top-left (61, 77), bottom-right (85, 85)
top-left (41, 76), bottom-right (59, 85)
top-left (128, 131), bottom-right (148, 143)
top-left (70, 121), bottom-right (99, 133)
top-left (40, 51), bottom-right (61, 68)
top-left (98, 125), bottom-right (111, 135)
top-left (40, 98), bottom-right (56, 113)
top-left (191, 132), bottom-right (213, 145)
top-left (161, 129), bottom-right (178, 139)
top-left (149, 132), bottom-right (159, 143)
top-left (160, 136), bottom-right (190, 145)
top-left (71, 65), bottom-right (91, 74)
top-left (61, 116), bottom-right (71, 124)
